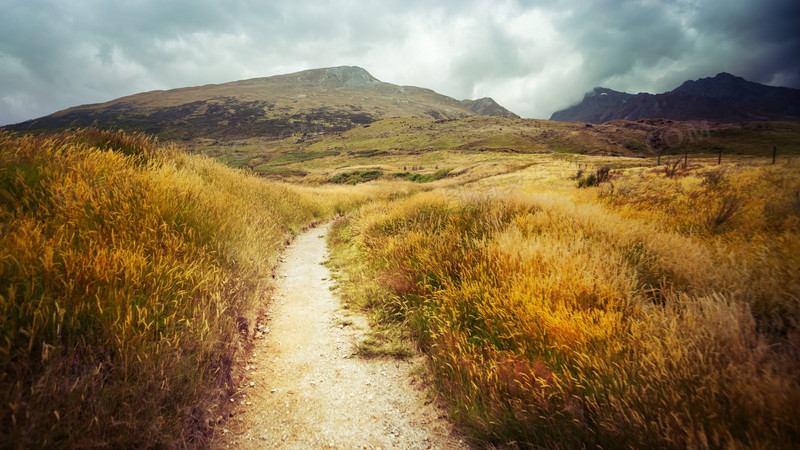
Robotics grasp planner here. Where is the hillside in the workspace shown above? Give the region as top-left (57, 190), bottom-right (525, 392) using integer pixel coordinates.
top-left (551, 72), bottom-right (800, 123)
top-left (192, 116), bottom-right (800, 181)
top-left (459, 97), bottom-right (519, 118)
top-left (4, 66), bottom-right (517, 140)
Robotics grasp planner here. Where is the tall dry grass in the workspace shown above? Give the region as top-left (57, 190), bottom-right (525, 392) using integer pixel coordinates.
top-left (344, 162), bottom-right (800, 448)
top-left (0, 129), bottom-right (377, 447)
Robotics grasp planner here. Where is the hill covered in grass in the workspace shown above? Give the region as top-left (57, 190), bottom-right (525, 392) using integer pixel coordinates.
top-left (4, 66), bottom-right (517, 141)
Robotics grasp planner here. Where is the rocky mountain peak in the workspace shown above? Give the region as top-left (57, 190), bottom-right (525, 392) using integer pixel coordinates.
top-left (295, 66), bottom-right (381, 88)
top-left (673, 72), bottom-right (751, 97)
top-left (459, 97), bottom-right (520, 118)
top-left (551, 73), bottom-right (800, 123)
top-left (587, 87), bottom-right (629, 97)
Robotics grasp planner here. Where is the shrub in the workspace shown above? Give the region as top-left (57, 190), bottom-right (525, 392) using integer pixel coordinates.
top-left (577, 172), bottom-right (597, 187)
top-left (707, 194), bottom-right (743, 231)
top-left (595, 165), bottom-right (612, 183)
top-left (701, 167), bottom-right (727, 188)
top-left (577, 166), bottom-right (612, 188)
top-left (330, 169), bottom-right (383, 184)
top-left (664, 158), bottom-right (682, 177)
top-left (395, 168), bottom-right (452, 183)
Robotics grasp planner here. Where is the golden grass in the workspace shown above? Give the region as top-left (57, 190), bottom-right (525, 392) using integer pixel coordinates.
top-left (0, 129), bottom-right (386, 447)
top-left (6, 125), bottom-right (797, 447)
top-left (325, 217), bottom-right (418, 359)
top-left (339, 161), bottom-right (800, 448)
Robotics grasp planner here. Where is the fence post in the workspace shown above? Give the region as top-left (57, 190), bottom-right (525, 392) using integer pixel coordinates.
top-left (773, 146), bottom-right (777, 165)
top-left (718, 149), bottom-right (722, 165)
top-left (657, 154), bottom-right (660, 166)
top-left (684, 152), bottom-right (688, 168)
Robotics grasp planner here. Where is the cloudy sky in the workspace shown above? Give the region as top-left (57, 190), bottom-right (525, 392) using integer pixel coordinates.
top-left (1, 0), bottom-right (798, 125)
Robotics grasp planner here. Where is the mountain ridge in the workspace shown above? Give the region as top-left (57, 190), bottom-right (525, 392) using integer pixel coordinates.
top-left (550, 72), bottom-right (800, 123)
top-left (5, 66), bottom-right (518, 140)
top-left (459, 97), bottom-right (520, 118)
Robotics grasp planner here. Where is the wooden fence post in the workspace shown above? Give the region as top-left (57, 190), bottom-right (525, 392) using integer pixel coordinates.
top-left (773, 146), bottom-right (777, 165)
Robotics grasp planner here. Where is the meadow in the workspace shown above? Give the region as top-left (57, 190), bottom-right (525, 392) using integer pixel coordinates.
top-left (330, 157), bottom-right (800, 448)
top-left (190, 118), bottom-right (800, 183)
top-left (2, 121), bottom-right (799, 448)
top-left (0, 129), bottom-right (403, 447)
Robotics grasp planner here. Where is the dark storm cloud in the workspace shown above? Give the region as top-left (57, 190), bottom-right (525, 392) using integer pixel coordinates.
top-left (549, 0), bottom-right (800, 95)
top-left (1, 0), bottom-right (798, 125)
top-left (683, 0), bottom-right (800, 87)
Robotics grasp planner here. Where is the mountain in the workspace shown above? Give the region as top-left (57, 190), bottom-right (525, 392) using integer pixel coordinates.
top-left (549, 88), bottom-right (635, 124)
top-left (5, 66), bottom-right (518, 141)
top-left (550, 73), bottom-right (800, 124)
top-left (459, 98), bottom-right (519, 118)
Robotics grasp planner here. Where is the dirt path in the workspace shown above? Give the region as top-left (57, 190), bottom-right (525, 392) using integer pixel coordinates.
top-left (212, 223), bottom-right (467, 449)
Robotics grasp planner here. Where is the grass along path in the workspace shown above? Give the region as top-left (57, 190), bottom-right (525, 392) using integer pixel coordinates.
top-left (211, 222), bottom-right (467, 449)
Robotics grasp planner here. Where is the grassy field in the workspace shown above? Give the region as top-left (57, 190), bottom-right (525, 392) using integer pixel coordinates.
top-left (0, 129), bottom-right (405, 447)
top-left (188, 117), bottom-right (800, 192)
top-left (330, 156), bottom-right (800, 448)
top-left (2, 121), bottom-right (799, 448)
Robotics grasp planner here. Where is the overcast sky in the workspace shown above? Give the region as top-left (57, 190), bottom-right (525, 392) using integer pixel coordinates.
top-left (1, 0), bottom-right (798, 125)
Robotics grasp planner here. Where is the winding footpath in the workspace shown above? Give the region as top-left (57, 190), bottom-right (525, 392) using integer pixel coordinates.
top-left (211, 223), bottom-right (467, 449)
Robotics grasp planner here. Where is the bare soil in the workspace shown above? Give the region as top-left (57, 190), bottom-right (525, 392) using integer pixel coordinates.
top-left (211, 222), bottom-right (467, 449)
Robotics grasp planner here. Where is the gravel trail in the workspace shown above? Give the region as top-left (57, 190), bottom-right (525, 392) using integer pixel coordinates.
top-left (212, 222), bottom-right (467, 449)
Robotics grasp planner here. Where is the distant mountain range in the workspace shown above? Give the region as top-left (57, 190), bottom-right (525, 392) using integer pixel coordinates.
top-left (6, 66), bottom-right (518, 140)
top-left (550, 73), bottom-right (800, 124)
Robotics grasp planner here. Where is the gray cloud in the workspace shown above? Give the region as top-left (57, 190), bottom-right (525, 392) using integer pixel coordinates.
top-left (1, 0), bottom-right (798, 125)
